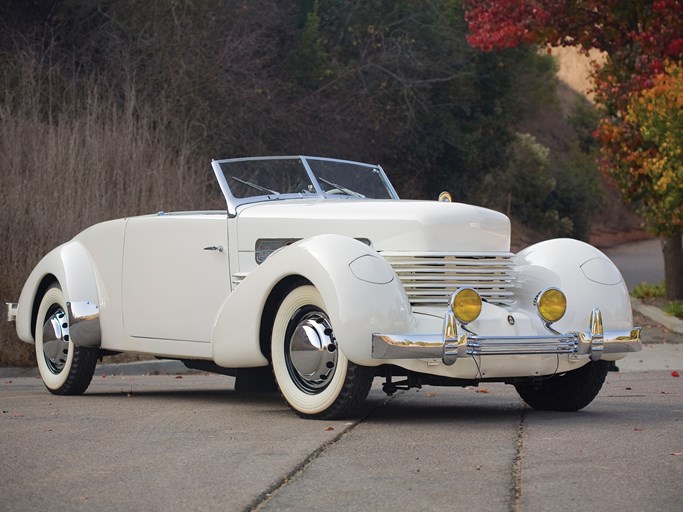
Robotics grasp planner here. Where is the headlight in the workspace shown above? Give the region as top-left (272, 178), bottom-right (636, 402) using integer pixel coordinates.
top-left (535, 287), bottom-right (567, 323)
top-left (450, 288), bottom-right (482, 324)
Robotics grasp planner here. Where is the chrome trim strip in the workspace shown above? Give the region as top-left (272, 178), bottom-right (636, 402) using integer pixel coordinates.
top-left (66, 301), bottom-right (101, 347)
top-left (372, 307), bottom-right (642, 365)
top-left (371, 334), bottom-right (444, 360)
top-left (6, 302), bottom-right (18, 322)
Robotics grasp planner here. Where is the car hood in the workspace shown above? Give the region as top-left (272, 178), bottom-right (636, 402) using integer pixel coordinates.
top-left (236, 199), bottom-right (510, 253)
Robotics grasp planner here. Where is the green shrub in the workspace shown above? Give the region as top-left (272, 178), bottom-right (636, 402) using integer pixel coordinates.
top-left (631, 281), bottom-right (666, 299)
top-left (665, 301), bottom-right (683, 319)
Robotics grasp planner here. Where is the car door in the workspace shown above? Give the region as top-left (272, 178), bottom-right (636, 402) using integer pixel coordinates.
top-left (122, 213), bottom-right (230, 343)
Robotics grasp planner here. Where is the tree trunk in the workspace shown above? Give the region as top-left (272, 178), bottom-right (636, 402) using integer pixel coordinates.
top-left (662, 232), bottom-right (683, 301)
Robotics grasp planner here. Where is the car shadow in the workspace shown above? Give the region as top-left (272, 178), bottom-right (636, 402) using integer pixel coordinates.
top-left (80, 381), bottom-right (662, 425)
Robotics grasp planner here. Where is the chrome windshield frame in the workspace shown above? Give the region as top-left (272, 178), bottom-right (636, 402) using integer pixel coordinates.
top-left (211, 155), bottom-right (399, 217)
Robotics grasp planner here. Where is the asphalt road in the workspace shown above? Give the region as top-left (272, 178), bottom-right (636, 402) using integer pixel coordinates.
top-left (2, 367), bottom-right (682, 512)
top-left (604, 238), bottom-right (665, 289)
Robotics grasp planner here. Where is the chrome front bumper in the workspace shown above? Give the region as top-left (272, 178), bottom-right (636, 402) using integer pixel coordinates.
top-left (372, 308), bottom-right (642, 365)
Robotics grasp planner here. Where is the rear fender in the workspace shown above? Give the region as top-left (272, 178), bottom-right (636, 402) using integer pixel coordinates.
top-left (211, 234), bottom-right (414, 367)
top-left (15, 241), bottom-right (100, 346)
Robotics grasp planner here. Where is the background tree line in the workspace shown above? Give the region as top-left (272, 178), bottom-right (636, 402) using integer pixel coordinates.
top-left (1, 0), bottom-right (603, 365)
top-left (465, 0), bottom-right (683, 300)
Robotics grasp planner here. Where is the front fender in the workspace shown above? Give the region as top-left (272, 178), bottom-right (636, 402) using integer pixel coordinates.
top-left (513, 238), bottom-right (632, 334)
top-left (211, 234), bottom-right (414, 367)
top-left (15, 241), bottom-right (99, 344)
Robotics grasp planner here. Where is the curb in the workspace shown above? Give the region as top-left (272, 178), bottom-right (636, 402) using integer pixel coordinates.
top-left (631, 297), bottom-right (683, 334)
top-left (0, 359), bottom-right (193, 379)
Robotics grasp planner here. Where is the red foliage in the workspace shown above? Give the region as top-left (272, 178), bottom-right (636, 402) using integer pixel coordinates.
top-left (464, 1), bottom-right (553, 51)
top-left (465, 1), bottom-right (683, 106)
top-left (464, 1), bottom-right (683, 236)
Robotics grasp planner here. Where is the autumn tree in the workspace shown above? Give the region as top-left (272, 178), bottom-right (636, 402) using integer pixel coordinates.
top-left (464, 0), bottom-right (683, 299)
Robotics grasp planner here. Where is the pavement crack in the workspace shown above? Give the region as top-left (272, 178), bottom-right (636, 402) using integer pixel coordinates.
top-left (510, 401), bottom-right (526, 512)
top-left (247, 392), bottom-right (401, 511)
top-left (247, 425), bottom-right (355, 512)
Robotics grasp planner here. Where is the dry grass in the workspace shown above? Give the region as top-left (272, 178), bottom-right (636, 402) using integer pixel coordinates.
top-left (0, 54), bottom-right (216, 366)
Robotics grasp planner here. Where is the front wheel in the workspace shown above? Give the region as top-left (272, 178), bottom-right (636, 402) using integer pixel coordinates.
top-left (271, 283), bottom-right (373, 419)
top-left (35, 285), bottom-right (98, 395)
top-left (514, 360), bottom-right (610, 411)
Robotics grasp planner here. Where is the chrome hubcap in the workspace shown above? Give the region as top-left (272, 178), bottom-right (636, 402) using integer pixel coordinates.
top-left (286, 309), bottom-right (338, 393)
top-left (42, 307), bottom-right (70, 374)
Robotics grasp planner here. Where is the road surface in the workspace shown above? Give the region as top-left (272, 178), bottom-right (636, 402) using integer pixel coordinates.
top-left (604, 238), bottom-right (665, 289)
top-left (2, 366), bottom-right (682, 512)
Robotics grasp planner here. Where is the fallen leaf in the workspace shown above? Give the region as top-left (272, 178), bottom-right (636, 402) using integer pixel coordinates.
top-left (672, 371), bottom-right (680, 378)
top-left (12, 411), bottom-right (24, 418)
top-left (477, 388), bottom-right (489, 394)
top-left (175, 375), bottom-right (183, 379)
top-left (324, 426), bottom-right (334, 431)
top-left (661, 391), bottom-right (670, 394)
top-left (634, 427), bottom-right (643, 432)
top-left (4, 380), bottom-right (12, 384)
top-left (425, 391), bottom-right (437, 398)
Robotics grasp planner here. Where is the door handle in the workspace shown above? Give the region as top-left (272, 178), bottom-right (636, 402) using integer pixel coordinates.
top-left (203, 245), bottom-right (224, 252)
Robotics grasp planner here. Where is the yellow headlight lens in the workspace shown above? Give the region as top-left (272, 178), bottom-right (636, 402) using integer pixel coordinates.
top-left (450, 288), bottom-right (482, 324)
top-left (536, 288), bottom-right (567, 323)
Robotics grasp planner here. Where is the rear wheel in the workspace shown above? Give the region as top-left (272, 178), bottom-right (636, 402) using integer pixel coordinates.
top-left (514, 360), bottom-right (610, 411)
top-left (35, 285), bottom-right (98, 395)
top-left (271, 283), bottom-right (373, 419)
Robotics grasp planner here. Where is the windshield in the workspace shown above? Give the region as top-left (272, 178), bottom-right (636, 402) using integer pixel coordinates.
top-left (224, 158), bottom-right (312, 198)
top-left (307, 159), bottom-right (395, 199)
top-left (212, 156), bottom-right (398, 215)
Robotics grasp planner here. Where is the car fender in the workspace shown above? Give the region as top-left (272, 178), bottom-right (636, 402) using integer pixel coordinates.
top-left (513, 238), bottom-right (632, 333)
top-left (211, 234), bottom-right (414, 367)
top-left (15, 241), bottom-right (100, 345)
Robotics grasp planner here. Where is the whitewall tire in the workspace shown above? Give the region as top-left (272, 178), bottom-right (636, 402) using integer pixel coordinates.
top-left (271, 283), bottom-right (373, 419)
top-left (35, 285), bottom-right (98, 395)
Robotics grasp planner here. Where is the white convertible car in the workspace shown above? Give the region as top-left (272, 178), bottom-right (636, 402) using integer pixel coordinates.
top-left (8, 156), bottom-right (641, 419)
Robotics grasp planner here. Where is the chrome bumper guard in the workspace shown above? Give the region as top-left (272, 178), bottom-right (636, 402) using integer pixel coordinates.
top-left (66, 301), bottom-right (101, 347)
top-left (372, 308), bottom-right (642, 365)
top-left (6, 300), bottom-right (100, 346)
top-left (6, 302), bottom-right (18, 322)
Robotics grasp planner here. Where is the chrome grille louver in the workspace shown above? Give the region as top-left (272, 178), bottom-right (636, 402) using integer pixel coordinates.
top-left (381, 252), bottom-right (516, 307)
top-left (231, 272), bottom-right (248, 289)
